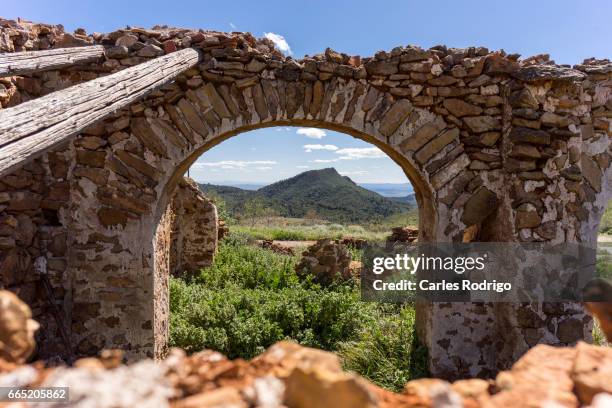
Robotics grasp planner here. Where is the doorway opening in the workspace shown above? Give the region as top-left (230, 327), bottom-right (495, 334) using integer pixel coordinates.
top-left (159, 125), bottom-right (428, 391)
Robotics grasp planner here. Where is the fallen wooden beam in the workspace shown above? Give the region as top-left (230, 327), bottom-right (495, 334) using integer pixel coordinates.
top-left (0, 48), bottom-right (201, 176)
top-left (0, 45), bottom-right (106, 77)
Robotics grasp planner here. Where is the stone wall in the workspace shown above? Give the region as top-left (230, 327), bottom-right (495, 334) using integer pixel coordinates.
top-left (153, 177), bottom-right (217, 356)
top-left (163, 177), bottom-right (218, 277)
top-left (0, 17), bottom-right (610, 377)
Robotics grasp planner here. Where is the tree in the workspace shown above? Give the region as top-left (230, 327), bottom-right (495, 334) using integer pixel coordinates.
top-left (242, 197), bottom-right (268, 227)
top-left (206, 191), bottom-right (233, 224)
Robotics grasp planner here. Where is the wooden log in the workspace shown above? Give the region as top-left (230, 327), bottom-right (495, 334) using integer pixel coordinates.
top-left (0, 45), bottom-right (106, 77)
top-left (0, 48), bottom-right (201, 176)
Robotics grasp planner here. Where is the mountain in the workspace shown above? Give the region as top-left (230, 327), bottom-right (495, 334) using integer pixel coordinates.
top-left (389, 193), bottom-right (417, 204)
top-left (358, 183), bottom-right (413, 197)
top-left (199, 168), bottom-right (414, 224)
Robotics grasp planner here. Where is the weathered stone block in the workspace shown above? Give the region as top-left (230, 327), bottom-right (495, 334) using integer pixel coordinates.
top-left (399, 117), bottom-right (445, 152)
top-left (378, 99), bottom-right (413, 137)
top-left (415, 127), bottom-right (459, 164)
top-left (442, 98), bottom-right (482, 117)
top-left (463, 115), bottom-right (501, 133)
top-left (509, 127), bottom-right (550, 145)
top-left (581, 153), bottom-right (602, 192)
top-left (515, 209), bottom-right (541, 229)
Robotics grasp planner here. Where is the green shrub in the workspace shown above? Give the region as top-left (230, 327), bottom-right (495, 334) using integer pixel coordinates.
top-left (191, 234), bottom-right (301, 290)
top-left (346, 246), bottom-right (364, 263)
top-left (338, 306), bottom-right (427, 392)
top-left (600, 201), bottom-right (612, 234)
top-left (269, 229), bottom-right (309, 241)
top-left (596, 248), bottom-right (612, 280)
top-left (170, 278), bottom-right (378, 358)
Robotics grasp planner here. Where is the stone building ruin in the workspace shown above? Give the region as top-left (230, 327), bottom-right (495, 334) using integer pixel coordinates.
top-left (0, 18), bottom-right (610, 378)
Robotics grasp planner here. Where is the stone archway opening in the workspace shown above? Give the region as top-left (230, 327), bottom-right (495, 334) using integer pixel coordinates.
top-left (150, 122), bottom-right (436, 359)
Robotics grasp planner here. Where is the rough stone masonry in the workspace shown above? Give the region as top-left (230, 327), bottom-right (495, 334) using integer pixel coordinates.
top-left (0, 17), bottom-right (610, 379)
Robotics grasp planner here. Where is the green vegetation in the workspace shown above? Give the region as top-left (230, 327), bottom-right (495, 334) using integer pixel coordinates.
top-left (230, 210), bottom-right (419, 242)
top-left (599, 201), bottom-right (612, 234)
top-left (596, 247), bottom-right (612, 280)
top-left (232, 218), bottom-right (390, 241)
top-left (200, 168), bottom-right (415, 225)
top-left (339, 306), bottom-right (428, 390)
top-left (169, 233), bottom-right (425, 391)
top-left (593, 321), bottom-right (610, 347)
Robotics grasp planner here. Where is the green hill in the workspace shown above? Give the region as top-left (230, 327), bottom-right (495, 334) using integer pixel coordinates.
top-left (199, 168), bottom-right (413, 224)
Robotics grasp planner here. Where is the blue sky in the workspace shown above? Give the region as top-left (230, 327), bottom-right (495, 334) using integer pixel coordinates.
top-left (5, 0), bottom-right (611, 184)
top-left (189, 127), bottom-right (409, 183)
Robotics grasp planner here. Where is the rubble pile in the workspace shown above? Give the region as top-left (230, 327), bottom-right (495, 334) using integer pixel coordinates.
top-left (340, 237), bottom-right (368, 249)
top-left (1, 290), bottom-right (612, 407)
top-left (387, 226), bottom-right (419, 244)
top-left (258, 239), bottom-right (295, 256)
top-left (295, 239), bottom-right (352, 285)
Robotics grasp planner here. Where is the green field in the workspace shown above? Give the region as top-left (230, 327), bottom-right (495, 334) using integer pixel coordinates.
top-left (169, 232), bottom-right (427, 391)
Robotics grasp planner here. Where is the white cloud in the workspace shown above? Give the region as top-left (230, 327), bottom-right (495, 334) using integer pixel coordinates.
top-left (255, 166), bottom-right (273, 171)
top-left (296, 128), bottom-right (326, 139)
top-left (275, 127), bottom-right (292, 132)
top-left (303, 144), bottom-right (338, 152)
top-left (296, 165), bottom-right (310, 169)
top-left (308, 147), bottom-right (385, 162)
top-left (335, 147), bottom-right (385, 160)
top-left (340, 170), bottom-right (369, 176)
top-left (193, 160), bottom-right (277, 170)
top-left (264, 32), bottom-right (292, 55)
top-left (229, 22), bottom-right (237, 30)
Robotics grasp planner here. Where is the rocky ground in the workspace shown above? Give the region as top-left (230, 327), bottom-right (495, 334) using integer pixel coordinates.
top-left (1, 290), bottom-right (612, 407)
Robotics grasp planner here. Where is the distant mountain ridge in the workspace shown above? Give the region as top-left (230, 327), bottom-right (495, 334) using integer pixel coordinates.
top-left (202, 180), bottom-right (415, 197)
top-left (199, 168), bottom-right (414, 224)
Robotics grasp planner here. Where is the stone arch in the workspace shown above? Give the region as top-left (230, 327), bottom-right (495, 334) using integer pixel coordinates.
top-left (155, 119), bottom-right (440, 243)
top-left (66, 62), bottom-right (488, 367)
top-left (138, 80), bottom-right (458, 359)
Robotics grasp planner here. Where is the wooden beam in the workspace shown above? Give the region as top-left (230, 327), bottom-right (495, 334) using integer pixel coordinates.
top-left (0, 48), bottom-right (201, 177)
top-left (0, 45), bottom-right (106, 77)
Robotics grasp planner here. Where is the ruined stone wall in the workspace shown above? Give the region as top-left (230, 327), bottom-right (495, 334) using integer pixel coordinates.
top-left (0, 17), bottom-right (610, 377)
top-left (162, 177), bottom-right (218, 277)
top-left (151, 177), bottom-right (217, 353)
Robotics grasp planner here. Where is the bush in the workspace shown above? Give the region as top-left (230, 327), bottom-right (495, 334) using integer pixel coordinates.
top-left (596, 248), bottom-right (612, 280)
top-left (338, 306), bottom-right (427, 392)
top-left (170, 278), bottom-right (378, 358)
top-left (191, 234), bottom-right (301, 290)
top-left (600, 201), bottom-right (612, 234)
top-left (269, 229), bottom-right (309, 241)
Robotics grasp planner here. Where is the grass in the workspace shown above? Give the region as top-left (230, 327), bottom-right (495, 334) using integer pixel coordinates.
top-left (169, 232), bottom-right (426, 391)
top-left (338, 305), bottom-right (428, 390)
top-left (230, 211), bottom-right (419, 242)
top-left (600, 201), bottom-right (612, 235)
top-left (593, 321), bottom-right (610, 347)
top-left (232, 223), bottom-right (387, 241)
